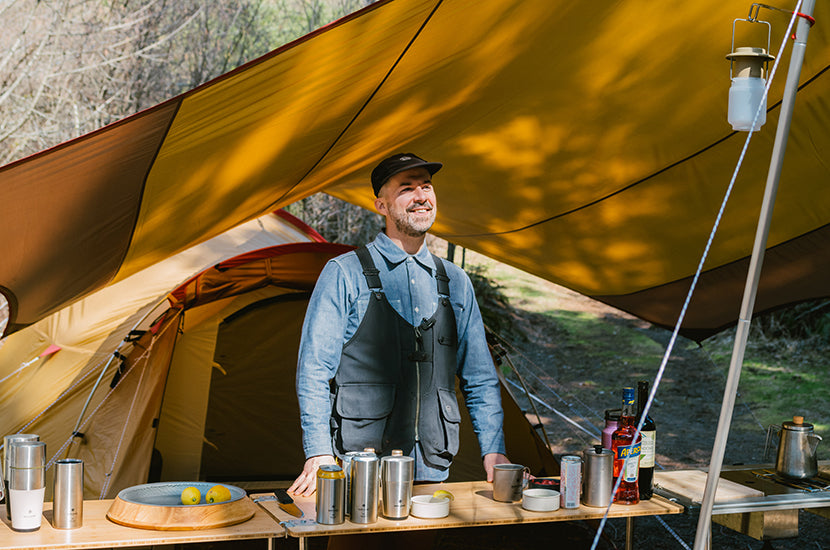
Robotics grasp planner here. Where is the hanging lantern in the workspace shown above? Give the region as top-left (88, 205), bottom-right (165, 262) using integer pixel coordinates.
top-left (726, 46), bottom-right (775, 132)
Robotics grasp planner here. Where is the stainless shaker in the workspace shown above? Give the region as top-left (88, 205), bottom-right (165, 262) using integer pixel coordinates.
top-left (380, 450), bottom-right (414, 519)
top-left (3, 434), bottom-right (40, 522)
top-left (350, 453), bottom-right (379, 523)
top-left (315, 464), bottom-right (345, 525)
top-left (53, 459), bottom-right (84, 529)
top-left (582, 445), bottom-right (614, 508)
top-left (8, 440), bottom-right (46, 531)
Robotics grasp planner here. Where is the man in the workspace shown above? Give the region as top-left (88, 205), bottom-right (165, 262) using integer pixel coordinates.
top-left (289, 153), bottom-right (509, 497)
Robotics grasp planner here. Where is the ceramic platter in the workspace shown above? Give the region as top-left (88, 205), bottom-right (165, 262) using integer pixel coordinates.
top-left (107, 481), bottom-right (256, 530)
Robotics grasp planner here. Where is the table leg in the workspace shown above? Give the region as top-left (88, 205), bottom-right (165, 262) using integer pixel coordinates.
top-left (625, 517), bottom-right (634, 550)
top-left (298, 535), bottom-right (306, 550)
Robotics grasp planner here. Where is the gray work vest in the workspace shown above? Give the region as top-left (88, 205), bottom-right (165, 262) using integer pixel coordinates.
top-left (330, 246), bottom-right (461, 470)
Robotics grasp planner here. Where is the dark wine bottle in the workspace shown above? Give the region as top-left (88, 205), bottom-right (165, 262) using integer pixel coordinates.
top-left (637, 380), bottom-right (656, 500)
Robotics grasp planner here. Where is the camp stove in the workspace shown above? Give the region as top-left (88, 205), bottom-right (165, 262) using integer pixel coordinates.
top-left (749, 469), bottom-right (830, 493)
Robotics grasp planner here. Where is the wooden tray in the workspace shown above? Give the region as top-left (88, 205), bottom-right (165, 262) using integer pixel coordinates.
top-left (106, 482), bottom-right (256, 530)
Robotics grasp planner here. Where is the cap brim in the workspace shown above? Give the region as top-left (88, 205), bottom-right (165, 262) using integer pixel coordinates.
top-left (388, 161), bottom-right (443, 181)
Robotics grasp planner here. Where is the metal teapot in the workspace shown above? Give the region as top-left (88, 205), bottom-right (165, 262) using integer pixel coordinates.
top-left (765, 416), bottom-right (823, 479)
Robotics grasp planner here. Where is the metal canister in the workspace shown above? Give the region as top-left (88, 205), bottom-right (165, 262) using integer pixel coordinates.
top-left (340, 451), bottom-right (367, 516)
top-left (315, 464), bottom-right (345, 525)
top-left (582, 445), bottom-right (614, 507)
top-left (559, 455), bottom-right (582, 509)
top-left (380, 450), bottom-right (414, 519)
top-left (3, 434), bottom-right (40, 521)
top-left (350, 454), bottom-right (379, 523)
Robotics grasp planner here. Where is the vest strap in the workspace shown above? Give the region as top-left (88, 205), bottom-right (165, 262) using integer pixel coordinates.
top-left (355, 246), bottom-right (382, 289)
top-left (432, 255), bottom-right (450, 297)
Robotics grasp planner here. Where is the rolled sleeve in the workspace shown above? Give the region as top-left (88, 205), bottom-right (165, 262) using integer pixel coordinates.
top-left (296, 259), bottom-right (352, 458)
top-left (452, 269), bottom-right (506, 457)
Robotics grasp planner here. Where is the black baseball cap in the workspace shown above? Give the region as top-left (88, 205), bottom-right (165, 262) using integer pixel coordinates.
top-left (370, 153), bottom-right (443, 196)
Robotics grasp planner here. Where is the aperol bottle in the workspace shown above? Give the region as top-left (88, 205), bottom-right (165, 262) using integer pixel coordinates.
top-left (611, 386), bottom-right (641, 504)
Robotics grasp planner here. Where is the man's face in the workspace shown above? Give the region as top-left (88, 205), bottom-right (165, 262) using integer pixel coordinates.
top-left (375, 167), bottom-right (437, 238)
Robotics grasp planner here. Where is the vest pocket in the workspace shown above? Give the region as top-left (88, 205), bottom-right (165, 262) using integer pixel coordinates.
top-left (437, 387), bottom-right (461, 457)
top-left (335, 383), bottom-right (395, 452)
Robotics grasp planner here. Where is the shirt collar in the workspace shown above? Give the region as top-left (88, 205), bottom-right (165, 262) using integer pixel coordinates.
top-left (373, 232), bottom-right (436, 272)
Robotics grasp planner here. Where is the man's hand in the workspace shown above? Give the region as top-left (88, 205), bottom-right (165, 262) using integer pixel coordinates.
top-left (483, 452), bottom-right (511, 482)
top-left (288, 455), bottom-right (337, 497)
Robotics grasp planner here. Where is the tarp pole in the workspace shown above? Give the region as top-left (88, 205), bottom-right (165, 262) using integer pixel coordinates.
top-left (693, 2), bottom-right (815, 548)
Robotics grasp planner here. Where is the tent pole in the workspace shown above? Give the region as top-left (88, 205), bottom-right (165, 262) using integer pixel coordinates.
top-left (692, 3), bottom-right (815, 548)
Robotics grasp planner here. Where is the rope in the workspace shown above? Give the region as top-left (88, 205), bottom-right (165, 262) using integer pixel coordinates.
top-left (504, 377), bottom-right (601, 441)
top-left (99, 351), bottom-right (151, 499)
top-left (590, 4), bottom-right (801, 548)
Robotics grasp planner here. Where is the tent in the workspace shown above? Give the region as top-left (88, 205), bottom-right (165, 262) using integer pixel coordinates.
top-left (0, 210), bottom-right (557, 499)
top-left (2, 0), bottom-right (829, 342)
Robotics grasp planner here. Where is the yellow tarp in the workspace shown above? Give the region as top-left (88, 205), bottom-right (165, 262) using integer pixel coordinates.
top-left (1, 0), bottom-right (828, 339)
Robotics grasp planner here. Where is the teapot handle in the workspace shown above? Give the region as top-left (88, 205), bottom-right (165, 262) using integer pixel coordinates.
top-left (764, 425), bottom-right (782, 460)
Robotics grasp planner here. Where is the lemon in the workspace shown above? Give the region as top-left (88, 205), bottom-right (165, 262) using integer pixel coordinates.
top-left (181, 486), bottom-right (201, 505)
top-left (432, 489), bottom-right (454, 501)
top-left (206, 484), bottom-right (232, 504)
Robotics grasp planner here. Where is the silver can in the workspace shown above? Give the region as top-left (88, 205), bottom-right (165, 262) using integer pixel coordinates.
top-left (350, 454), bottom-right (379, 523)
top-left (315, 464), bottom-right (345, 525)
top-left (582, 446), bottom-right (613, 508)
top-left (380, 451), bottom-right (414, 519)
top-left (560, 455), bottom-right (582, 509)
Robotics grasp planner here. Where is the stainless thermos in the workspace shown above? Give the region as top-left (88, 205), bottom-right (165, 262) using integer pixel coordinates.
top-left (316, 464), bottom-right (345, 524)
top-left (3, 434), bottom-right (39, 521)
top-left (380, 450), bottom-right (414, 519)
top-left (8, 440), bottom-right (47, 531)
top-left (350, 453), bottom-right (379, 523)
top-left (582, 445), bottom-right (614, 507)
top-left (53, 458), bottom-right (84, 529)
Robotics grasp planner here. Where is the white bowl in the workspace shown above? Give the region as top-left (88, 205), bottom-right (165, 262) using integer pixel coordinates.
top-left (410, 495), bottom-right (450, 518)
top-left (521, 488), bottom-right (560, 512)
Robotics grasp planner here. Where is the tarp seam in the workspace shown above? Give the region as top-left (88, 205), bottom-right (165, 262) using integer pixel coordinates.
top-left (271, 0), bottom-right (446, 207)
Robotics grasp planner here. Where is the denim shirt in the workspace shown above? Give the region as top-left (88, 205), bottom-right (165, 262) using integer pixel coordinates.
top-left (296, 232), bottom-right (506, 481)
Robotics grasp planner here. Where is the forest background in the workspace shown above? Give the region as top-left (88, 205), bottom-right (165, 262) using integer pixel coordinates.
top-left (2, 1), bottom-right (829, 548)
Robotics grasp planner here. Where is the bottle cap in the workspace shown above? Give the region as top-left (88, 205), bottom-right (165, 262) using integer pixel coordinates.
top-left (391, 449), bottom-right (403, 456)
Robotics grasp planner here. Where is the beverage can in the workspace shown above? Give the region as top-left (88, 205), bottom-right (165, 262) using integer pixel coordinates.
top-left (316, 464), bottom-right (345, 525)
top-left (560, 455), bottom-right (582, 509)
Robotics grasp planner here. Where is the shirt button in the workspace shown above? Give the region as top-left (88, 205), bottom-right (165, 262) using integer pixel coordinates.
top-left (411, 278), bottom-right (415, 284)
top-left (414, 307), bottom-right (420, 313)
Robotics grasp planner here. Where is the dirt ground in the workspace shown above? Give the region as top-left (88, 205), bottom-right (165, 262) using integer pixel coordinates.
top-left (460, 247), bottom-right (830, 550)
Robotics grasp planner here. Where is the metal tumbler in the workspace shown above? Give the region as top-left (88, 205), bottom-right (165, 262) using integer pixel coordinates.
top-left (53, 459), bottom-right (84, 529)
top-left (350, 454), bottom-right (379, 523)
top-left (3, 434), bottom-right (40, 522)
top-left (380, 451), bottom-right (414, 519)
top-left (8, 440), bottom-right (46, 531)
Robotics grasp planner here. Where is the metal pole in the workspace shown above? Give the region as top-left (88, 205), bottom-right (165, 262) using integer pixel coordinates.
top-left (693, 3), bottom-right (814, 548)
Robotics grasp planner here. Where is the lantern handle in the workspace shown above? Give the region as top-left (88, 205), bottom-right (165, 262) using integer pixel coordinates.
top-left (730, 18), bottom-right (772, 80)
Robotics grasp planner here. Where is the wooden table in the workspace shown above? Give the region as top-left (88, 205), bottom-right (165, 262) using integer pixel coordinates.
top-left (0, 499), bottom-right (283, 549)
top-left (256, 481), bottom-right (684, 549)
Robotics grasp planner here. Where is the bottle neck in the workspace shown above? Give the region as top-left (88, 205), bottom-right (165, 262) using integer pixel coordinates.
top-left (637, 382), bottom-right (648, 418)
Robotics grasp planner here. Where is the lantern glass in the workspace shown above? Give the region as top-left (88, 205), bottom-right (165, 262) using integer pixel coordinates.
top-left (728, 76), bottom-right (767, 131)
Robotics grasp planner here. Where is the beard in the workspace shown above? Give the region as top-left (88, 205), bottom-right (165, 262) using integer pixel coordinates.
top-left (389, 201), bottom-right (436, 237)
